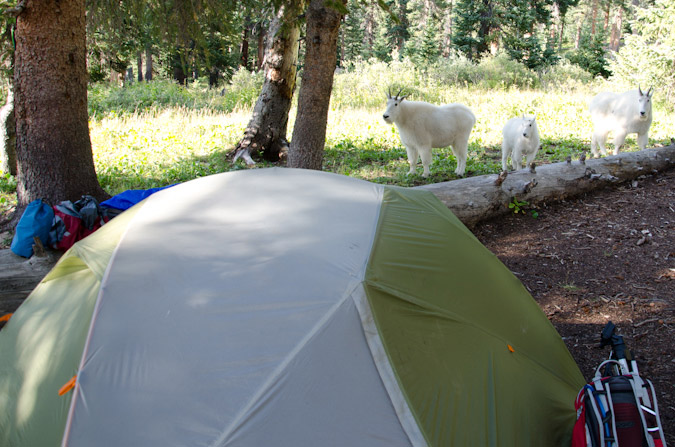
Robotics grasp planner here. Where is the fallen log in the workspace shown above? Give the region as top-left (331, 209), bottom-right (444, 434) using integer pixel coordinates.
top-left (415, 145), bottom-right (675, 228)
top-left (0, 248), bottom-right (60, 321)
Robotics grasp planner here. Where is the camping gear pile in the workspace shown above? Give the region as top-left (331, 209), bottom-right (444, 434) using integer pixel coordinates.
top-left (10, 185), bottom-right (171, 257)
top-left (1, 168), bottom-right (586, 446)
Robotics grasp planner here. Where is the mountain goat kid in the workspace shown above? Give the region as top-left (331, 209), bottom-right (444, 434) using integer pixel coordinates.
top-left (589, 86), bottom-right (653, 157)
top-left (382, 90), bottom-right (475, 177)
top-left (501, 115), bottom-right (540, 171)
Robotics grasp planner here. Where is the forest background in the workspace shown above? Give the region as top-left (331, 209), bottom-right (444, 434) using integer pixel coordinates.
top-left (0, 0), bottom-right (674, 217)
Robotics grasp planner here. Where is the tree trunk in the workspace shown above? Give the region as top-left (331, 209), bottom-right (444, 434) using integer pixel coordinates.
top-left (145, 45), bottom-right (153, 81)
top-left (442, 2), bottom-right (453, 57)
top-left (287, 0), bottom-right (345, 170)
top-left (363, 5), bottom-right (375, 54)
top-left (173, 65), bottom-right (187, 85)
top-left (395, 0), bottom-right (409, 54)
top-left (416, 146), bottom-right (675, 228)
top-left (609, 7), bottom-right (623, 51)
top-left (256, 25), bottom-right (266, 70)
top-left (477, 0), bottom-right (492, 57)
top-left (0, 88), bottom-right (16, 176)
top-left (233, 2), bottom-right (306, 165)
top-left (137, 52), bottom-right (143, 82)
top-left (13, 0), bottom-right (107, 212)
top-left (240, 19), bottom-right (251, 70)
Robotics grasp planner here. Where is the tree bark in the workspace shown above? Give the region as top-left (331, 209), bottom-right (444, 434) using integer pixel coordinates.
top-left (233, 2), bottom-right (306, 165)
top-left (240, 18), bottom-right (251, 70)
top-left (416, 146), bottom-right (675, 228)
top-left (137, 52), bottom-right (143, 82)
top-left (145, 45), bottom-right (153, 81)
top-left (0, 88), bottom-right (16, 176)
top-left (287, 0), bottom-right (345, 170)
top-left (256, 24), bottom-right (266, 70)
top-left (13, 0), bottom-right (107, 213)
top-left (609, 6), bottom-right (623, 51)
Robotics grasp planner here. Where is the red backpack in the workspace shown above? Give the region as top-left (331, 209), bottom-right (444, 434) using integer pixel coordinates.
top-left (571, 323), bottom-right (666, 447)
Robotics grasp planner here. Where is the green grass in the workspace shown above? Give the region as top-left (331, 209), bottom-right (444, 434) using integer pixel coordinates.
top-left (2, 58), bottom-right (675, 206)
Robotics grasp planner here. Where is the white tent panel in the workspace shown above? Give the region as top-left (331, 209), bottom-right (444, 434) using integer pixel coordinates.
top-left (62, 169), bottom-right (394, 446)
top-left (213, 293), bottom-right (413, 447)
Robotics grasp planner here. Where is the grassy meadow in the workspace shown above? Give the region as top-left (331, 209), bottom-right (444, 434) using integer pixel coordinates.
top-left (2, 57), bottom-right (675, 212)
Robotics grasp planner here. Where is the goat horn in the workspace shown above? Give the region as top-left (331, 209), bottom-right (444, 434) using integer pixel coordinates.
top-left (396, 88), bottom-right (403, 99)
top-left (387, 88), bottom-right (391, 99)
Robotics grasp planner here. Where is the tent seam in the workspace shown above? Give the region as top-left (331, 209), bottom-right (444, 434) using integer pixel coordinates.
top-left (60, 204), bottom-right (146, 447)
top-left (354, 186), bottom-right (429, 447)
top-left (209, 284), bottom-right (361, 447)
top-left (351, 284), bottom-right (429, 447)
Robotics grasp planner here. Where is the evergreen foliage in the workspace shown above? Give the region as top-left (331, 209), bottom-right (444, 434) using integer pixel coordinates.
top-left (567, 30), bottom-right (612, 78)
top-left (498, 0), bottom-right (559, 70)
top-left (609, 0), bottom-right (675, 101)
top-left (0, 0), bottom-right (669, 98)
top-left (451, 0), bottom-right (494, 60)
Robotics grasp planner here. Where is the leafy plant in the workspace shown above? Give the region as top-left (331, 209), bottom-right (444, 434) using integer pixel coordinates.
top-left (0, 172), bottom-right (16, 193)
top-left (559, 282), bottom-right (580, 292)
top-left (508, 197), bottom-right (539, 218)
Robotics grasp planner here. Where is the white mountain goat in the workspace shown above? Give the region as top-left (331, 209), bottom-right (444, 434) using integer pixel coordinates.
top-left (382, 89), bottom-right (476, 177)
top-left (589, 86), bottom-right (653, 157)
top-left (501, 115), bottom-right (540, 171)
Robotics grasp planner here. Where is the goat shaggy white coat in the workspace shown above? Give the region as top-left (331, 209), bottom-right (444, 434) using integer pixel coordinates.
top-left (589, 87), bottom-right (653, 157)
top-left (382, 94), bottom-right (475, 177)
top-left (501, 115), bottom-right (540, 171)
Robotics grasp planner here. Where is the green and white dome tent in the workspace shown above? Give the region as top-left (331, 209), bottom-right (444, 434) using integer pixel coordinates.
top-left (0, 168), bottom-right (585, 446)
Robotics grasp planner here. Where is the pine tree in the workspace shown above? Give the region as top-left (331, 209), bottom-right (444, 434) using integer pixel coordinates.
top-left (567, 28), bottom-right (612, 77)
top-left (342, 2), bottom-right (364, 64)
top-left (499, 0), bottom-right (558, 70)
top-left (452, 0), bottom-right (494, 60)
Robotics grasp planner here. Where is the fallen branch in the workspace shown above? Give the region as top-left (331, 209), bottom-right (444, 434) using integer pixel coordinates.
top-left (633, 318), bottom-right (663, 328)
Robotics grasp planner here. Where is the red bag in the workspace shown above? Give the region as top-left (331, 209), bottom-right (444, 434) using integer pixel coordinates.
top-left (51, 196), bottom-right (107, 251)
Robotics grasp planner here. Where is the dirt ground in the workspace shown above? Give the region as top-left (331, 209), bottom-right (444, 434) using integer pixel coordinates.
top-left (472, 168), bottom-right (675, 444)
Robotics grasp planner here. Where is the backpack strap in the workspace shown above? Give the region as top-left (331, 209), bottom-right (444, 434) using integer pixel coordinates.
top-left (587, 379), bottom-right (612, 447)
top-left (592, 360), bottom-right (624, 447)
top-left (601, 379), bottom-right (621, 446)
top-left (628, 375), bottom-right (666, 447)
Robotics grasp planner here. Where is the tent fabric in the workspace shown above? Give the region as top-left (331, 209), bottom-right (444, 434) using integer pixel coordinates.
top-left (0, 206), bottom-right (140, 447)
top-left (365, 187), bottom-right (583, 445)
top-left (0, 168), bottom-right (586, 447)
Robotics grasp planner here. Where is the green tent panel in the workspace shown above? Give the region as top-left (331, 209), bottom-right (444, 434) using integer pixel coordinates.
top-left (0, 168), bottom-right (585, 446)
top-left (366, 187), bottom-right (582, 445)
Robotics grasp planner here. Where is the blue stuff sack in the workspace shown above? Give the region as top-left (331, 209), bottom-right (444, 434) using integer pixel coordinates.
top-left (100, 185), bottom-right (174, 211)
top-left (10, 199), bottom-right (54, 258)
